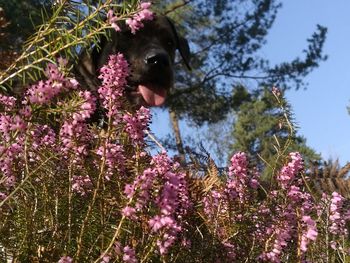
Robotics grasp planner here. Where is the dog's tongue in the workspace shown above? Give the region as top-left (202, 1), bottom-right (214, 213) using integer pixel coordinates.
top-left (138, 84), bottom-right (166, 106)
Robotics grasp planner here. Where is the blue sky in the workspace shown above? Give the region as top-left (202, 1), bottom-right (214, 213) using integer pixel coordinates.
top-left (262, 0), bottom-right (350, 165)
top-left (151, 1), bottom-right (350, 166)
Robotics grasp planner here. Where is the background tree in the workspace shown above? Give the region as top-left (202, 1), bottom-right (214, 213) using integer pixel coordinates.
top-left (155, 0), bottom-right (327, 166)
top-left (0, 0), bottom-right (328, 169)
top-left (0, 1), bottom-right (52, 70)
top-left (231, 86), bottom-right (321, 177)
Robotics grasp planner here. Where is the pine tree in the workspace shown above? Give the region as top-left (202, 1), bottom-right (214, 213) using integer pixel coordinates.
top-left (231, 87), bottom-right (321, 176)
top-left (155, 1), bottom-right (327, 165)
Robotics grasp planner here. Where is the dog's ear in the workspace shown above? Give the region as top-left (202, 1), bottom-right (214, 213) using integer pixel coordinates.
top-left (75, 34), bottom-right (110, 90)
top-left (166, 17), bottom-right (191, 71)
top-left (178, 36), bottom-right (191, 71)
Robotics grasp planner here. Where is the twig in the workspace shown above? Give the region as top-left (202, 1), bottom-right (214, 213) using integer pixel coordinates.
top-left (163, 0), bottom-right (192, 15)
top-left (145, 130), bottom-right (166, 152)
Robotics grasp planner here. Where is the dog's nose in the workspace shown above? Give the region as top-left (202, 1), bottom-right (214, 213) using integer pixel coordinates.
top-left (144, 52), bottom-right (170, 67)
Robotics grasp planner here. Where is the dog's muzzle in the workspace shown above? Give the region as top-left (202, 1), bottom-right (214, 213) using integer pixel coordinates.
top-left (129, 49), bottom-right (173, 107)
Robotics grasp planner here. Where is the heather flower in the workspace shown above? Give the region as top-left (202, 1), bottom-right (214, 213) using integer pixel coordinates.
top-left (228, 151), bottom-right (248, 179)
top-left (222, 242), bottom-right (236, 260)
top-left (59, 121), bottom-right (91, 164)
top-left (101, 255), bottom-right (111, 263)
top-left (225, 152), bottom-right (255, 203)
top-left (272, 86), bottom-right (281, 97)
top-left (150, 154), bottom-right (190, 255)
top-left (98, 53), bottom-right (129, 121)
top-left (125, 2), bottom-right (153, 34)
top-left (107, 9), bottom-right (121, 32)
top-left (72, 175), bottom-right (93, 196)
top-left (260, 225), bottom-right (292, 262)
top-left (59, 91), bottom-right (96, 165)
top-left (0, 113), bottom-right (26, 188)
top-left (124, 167), bottom-right (157, 210)
top-left (30, 125), bottom-right (56, 150)
top-left (58, 256), bottom-right (73, 263)
top-left (19, 105), bottom-right (32, 118)
top-left (114, 241), bottom-right (122, 256)
top-left (277, 152), bottom-right (303, 189)
top-left (330, 240), bottom-right (337, 250)
top-left (0, 94), bottom-right (16, 111)
top-left (329, 192), bottom-right (348, 235)
top-left (27, 63), bottom-right (78, 105)
top-left (123, 246), bottom-right (137, 263)
top-left (96, 142), bottom-right (125, 180)
top-left (123, 106), bottom-right (150, 145)
top-left (123, 152), bottom-right (190, 256)
top-left (300, 215), bottom-right (318, 252)
top-left (203, 189), bottom-right (226, 218)
top-left (122, 206), bottom-right (137, 220)
top-left (28, 124), bottom-right (56, 162)
top-left (72, 91), bottom-right (96, 124)
top-left (151, 151), bottom-right (172, 174)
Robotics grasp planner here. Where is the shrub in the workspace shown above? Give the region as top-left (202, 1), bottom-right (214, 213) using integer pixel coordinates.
top-left (0, 2), bottom-right (349, 262)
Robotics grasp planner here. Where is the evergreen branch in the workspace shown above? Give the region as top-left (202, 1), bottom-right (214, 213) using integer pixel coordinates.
top-left (163, 0), bottom-right (192, 15)
top-left (0, 0), bottom-right (141, 90)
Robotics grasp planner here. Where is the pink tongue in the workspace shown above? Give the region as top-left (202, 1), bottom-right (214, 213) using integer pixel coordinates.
top-left (138, 84), bottom-right (167, 106)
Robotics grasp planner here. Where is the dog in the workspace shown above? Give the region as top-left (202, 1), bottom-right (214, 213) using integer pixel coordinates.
top-left (75, 14), bottom-right (191, 107)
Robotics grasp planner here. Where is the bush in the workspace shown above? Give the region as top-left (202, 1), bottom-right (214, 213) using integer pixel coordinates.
top-left (0, 2), bottom-right (349, 262)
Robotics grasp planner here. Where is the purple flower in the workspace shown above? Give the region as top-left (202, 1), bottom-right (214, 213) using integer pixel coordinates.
top-left (98, 53), bottom-right (129, 121)
top-left (58, 256), bottom-right (73, 263)
top-left (72, 175), bottom-right (93, 196)
top-left (96, 143), bottom-right (125, 180)
top-left (122, 206), bottom-right (137, 220)
top-left (123, 106), bottom-right (150, 145)
top-left (0, 94), bottom-right (16, 111)
top-left (328, 192), bottom-right (348, 235)
top-left (107, 10), bottom-right (121, 32)
top-left (59, 91), bottom-right (96, 165)
top-left (300, 215), bottom-right (318, 252)
top-left (27, 63), bottom-right (78, 105)
top-left (123, 246), bottom-right (137, 263)
top-left (125, 2), bottom-right (153, 34)
top-left (277, 152), bottom-right (303, 189)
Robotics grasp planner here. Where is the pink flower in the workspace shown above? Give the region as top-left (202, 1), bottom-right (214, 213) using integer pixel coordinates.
top-left (0, 94), bottom-right (16, 111)
top-left (125, 2), bottom-right (154, 34)
top-left (58, 91), bottom-right (96, 165)
top-left (123, 106), bottom-right (150, 145)
top-left (72, 175), bottom-right (93, 196)
top-left (300, 215), bottom-right (318, 252)
top-left (58, 256), bottom-right (73, 263)
top-left (72, 91), bottom-right (96, 124)
top-left (123, 246), bottom-right (137, 263)
top-left (59, 120), bottom-right (91, 164)
top-left (96, 143), bottom-right (125, 180)
top-left (107, 10), bottom-right (121, 32)
top-left (122, 206), bottom-right (137, 220)
top-left (26, 63), bottom-right (78, 105)
top-left (328, 192), bottom-right (348, 235)
top-left (98, 54), bottom-right (129, 120)
top-left (272, 86), bottom-right (281, 97)
top-left (225, 152), bottom-right (257, 203)
top-left (277, 152), bottom-right (303, 189)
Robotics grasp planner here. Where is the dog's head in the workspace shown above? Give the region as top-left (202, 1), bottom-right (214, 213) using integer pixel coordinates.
top-left (76, 15), bottom-right (190, 107)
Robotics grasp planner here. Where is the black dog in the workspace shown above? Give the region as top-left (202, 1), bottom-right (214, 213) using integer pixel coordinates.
top-left (75, 15), bottom-right (191, 107)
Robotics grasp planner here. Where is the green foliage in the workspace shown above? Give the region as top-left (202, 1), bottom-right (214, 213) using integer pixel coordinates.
top-left (157, 0), bottom-right (327, 124)
top-left (0, 2), bottom-right (349, 262)
top-left (0, 0), bottom-right (51, 50)
top-left (231, 87), bottom-right (321, 175)
top-left (0, 0), bottom-right (141, 91)
top-left (151, 0), bottom-right (327, 170)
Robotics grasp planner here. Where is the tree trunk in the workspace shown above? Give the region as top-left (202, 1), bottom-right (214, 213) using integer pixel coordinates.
top-left (169, 108), bottom-right (186, 164)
